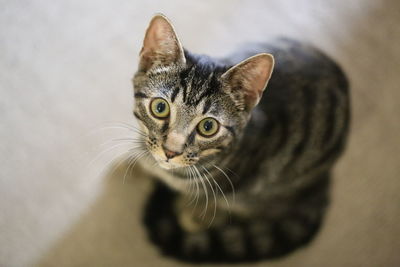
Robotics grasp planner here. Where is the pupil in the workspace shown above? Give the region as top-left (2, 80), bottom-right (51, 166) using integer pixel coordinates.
top-left (156, 102), bottom-right (165, 113)
top-left (204, 120), bottom-right (213, 131)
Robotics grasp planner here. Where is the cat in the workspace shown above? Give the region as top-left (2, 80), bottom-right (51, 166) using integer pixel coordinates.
top-left (131, 14), bottom-right (350, 263)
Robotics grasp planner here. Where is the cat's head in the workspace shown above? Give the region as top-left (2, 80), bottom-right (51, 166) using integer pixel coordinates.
top-left (133, 15), bottom-right (274, 169)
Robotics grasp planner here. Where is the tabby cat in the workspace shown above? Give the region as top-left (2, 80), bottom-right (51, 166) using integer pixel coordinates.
top-left (131, 14), bottom-right (349, 263)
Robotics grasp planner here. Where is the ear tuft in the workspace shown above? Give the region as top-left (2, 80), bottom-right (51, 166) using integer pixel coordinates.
top-left (139, 14), bottom-right (186, 72)
top-left (221, 53), bottom-right (274, 110)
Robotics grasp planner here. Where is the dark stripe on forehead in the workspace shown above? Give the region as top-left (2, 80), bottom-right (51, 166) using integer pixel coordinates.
top-left (177, 50), bottom-right (230, 109)
top-left (134, 92), bottom-right (148, 99)
top-left (179, 66), bottom-right (194, 103)
top-left (179, 65), bottom-right (222, 107)
top-left (192, 87), bottom-right (215, 106)
top-left (202, 98), bottom-right (212, 114)
top-left (182, 84), bottom-right (187, 103)
top-left (170, 87), bottom-right (180, 102)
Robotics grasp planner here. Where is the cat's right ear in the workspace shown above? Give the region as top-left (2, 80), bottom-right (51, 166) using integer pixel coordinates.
top-left (138, 14), bottom-right (186, 73)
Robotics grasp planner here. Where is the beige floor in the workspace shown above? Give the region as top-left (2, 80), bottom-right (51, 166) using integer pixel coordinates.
top-left (1, 0), bottom-right (400, 266)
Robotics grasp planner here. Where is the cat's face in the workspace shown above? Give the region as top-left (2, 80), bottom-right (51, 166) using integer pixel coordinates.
top-left (133, 15), bottom-right (274, 169)
top-left (133, 65), bottom-right (242, 169)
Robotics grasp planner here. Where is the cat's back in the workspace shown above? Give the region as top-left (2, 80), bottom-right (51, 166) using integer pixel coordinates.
top-left (265, 38), bottom-right (348, 106)
top-left (235, 39), bottom-right (350, 180)
top-left (226, 38), bottom-right (349, 114)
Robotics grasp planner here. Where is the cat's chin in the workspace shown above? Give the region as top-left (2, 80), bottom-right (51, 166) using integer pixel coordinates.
top-left (157, 160), bottom-right (184, 170)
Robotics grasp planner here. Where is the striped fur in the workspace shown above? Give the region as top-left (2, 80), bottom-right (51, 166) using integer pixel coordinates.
top-left (133, 16), bottom-right (350, 263)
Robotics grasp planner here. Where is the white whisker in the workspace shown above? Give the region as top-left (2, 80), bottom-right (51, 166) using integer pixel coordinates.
top-left (97, 150), bottom-right (132, 178)
top-left (87, 142), bottom-right (140, 171)
top-left (212, 164), bottom-right (236, 204)
top-left (98, 137), bottom-right (145, 149)
top-left (193, 165), bottom-right (208, 220)
top-left (201, 165), bottom-right (217, 227)
top-left (189, 166), bottom-right (200, 212)
top-left (123, 150), bottom-right (147, 184)
top-left (204, 166), bottom-right (232, 222)
top-left (87, 122), bottom-right (147, 139)
top-left (102, 121), bottom-right (147, 137)
top-left (185, 167), bottom-right (194, 206)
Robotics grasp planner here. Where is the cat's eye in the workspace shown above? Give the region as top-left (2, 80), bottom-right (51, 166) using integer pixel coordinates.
top-left (197, 118), bottom-right (219, 137)
top-left (150, 98), bottom-right (170, 119)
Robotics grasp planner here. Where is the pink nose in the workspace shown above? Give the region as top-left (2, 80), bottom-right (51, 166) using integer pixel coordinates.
top-left (163, 148), bottom-right (181, 159)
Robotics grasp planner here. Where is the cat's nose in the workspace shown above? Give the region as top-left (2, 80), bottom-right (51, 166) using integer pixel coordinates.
top-left (163, 147), bottom-right (182, 159)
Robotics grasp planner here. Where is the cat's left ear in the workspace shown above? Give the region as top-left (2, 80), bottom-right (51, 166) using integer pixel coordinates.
top-left (138, 14), bottom-right (186, 73)
top-left (221, 53), bottom-right (274, 110)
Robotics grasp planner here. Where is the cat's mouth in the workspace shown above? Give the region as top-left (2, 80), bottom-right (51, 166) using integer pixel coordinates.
top-left (151, 153), bottom-right (186, 169)
top-left (149, 147), bottom-right (192, 169)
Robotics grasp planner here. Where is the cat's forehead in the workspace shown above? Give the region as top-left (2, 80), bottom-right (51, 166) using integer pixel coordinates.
top-left (148, 65), bottom-right (227, 104)
top-left (141, 63), bottom-right (239, 121)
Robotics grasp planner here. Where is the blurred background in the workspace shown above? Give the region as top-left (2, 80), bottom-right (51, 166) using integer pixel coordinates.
top-left (1, 0), bottom-right (400, 266)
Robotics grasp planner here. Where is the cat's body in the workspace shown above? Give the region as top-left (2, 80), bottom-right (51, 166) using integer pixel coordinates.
top-left (133, 16), bottom-right (349, 263)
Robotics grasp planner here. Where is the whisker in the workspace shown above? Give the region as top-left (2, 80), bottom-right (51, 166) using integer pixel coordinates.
top-left (87, 142), bottom-right (141, 170)
top-left (98, 137), bottom-right (145, 149)
top-left (201, 165), bottom-right (217, 227)
top-left (98, 150), bottom-right (133, 178)
top-left (222, 166), bottom-right (240, 182)
top-left (193, 165), bottom-right (208, 220)
top-left (122, 154), bottom-right (138, 184)
top-left (212, 164), bottom-right (236, 204)
top-left (110, 121), bottom-right (147, 137)
top-left (184, 168), bottom-right (192, 202)
top-left (189, 166), bottom-right (200, 212)
top-left (186, 166), bottom-right (196, 206)
top-left (122, 150), bottom-right (147, 184)
top-left (188, 167), bottom-right (194, 197)
top-left (88, 123), bottom-right (147, 138)
top-left (184, 168), bottom-right (194, 206)
top-left (128, 151), bottom-right (149, 179)
top-left (203, 166), bottom-right (232, 221)
top-left (110, 137), bottom-right (145, 143)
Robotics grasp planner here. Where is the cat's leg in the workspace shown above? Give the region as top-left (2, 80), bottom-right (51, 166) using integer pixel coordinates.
top-left (143, 172), bottom-right (330, 263)
top-left (174, 193), bottom-right (230, 233)
top-left (143, 181), bottom-right (239, 262)
top-left (247, 171), bottom-right (331, 258)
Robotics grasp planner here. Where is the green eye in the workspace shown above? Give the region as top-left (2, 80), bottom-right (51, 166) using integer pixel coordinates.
top-left (150, 98), bottom-right (170, 119)
top-left (197, 118), bottom-right (219, 137)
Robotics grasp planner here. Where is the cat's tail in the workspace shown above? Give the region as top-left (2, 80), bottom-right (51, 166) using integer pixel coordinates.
top-left (143, 178), bottom-right (328, 263)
